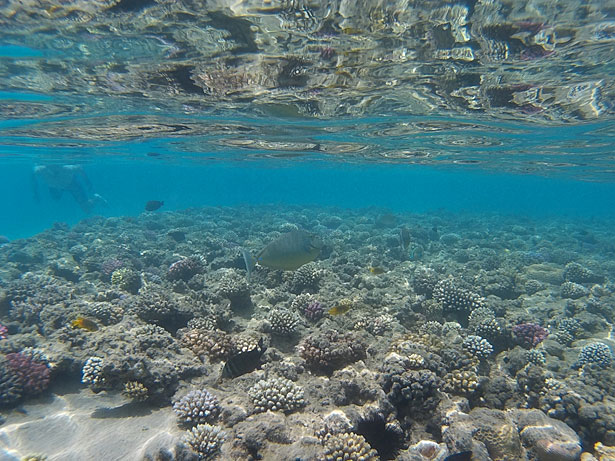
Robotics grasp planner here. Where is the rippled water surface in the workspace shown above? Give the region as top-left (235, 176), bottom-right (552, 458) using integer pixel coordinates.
top-left (1, 0), bottom-right (615, 180)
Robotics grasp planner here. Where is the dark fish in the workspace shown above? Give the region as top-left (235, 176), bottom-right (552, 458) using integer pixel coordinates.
top-left (444, 451), bottom-right (472, 461)
top-left (399, 226), bottom-right (411, 250)
top-left (221, 338), bottom-right (266, 379)
top-left (145, 200), bottom-right (164, 211)
top-left (167, 229), bottom-right (186, 242)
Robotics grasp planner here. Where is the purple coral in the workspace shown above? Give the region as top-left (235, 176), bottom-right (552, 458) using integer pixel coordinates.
top-left (101, 258), bottom-right (124, 277)
top-left (304, 301), bottom-right (324, 321)
top-left (513, 323), bottom-right (549, 348)
top-left (167, 257), bottom-right (203, 282)
top-left (5, 352), bottom-right (51, 395)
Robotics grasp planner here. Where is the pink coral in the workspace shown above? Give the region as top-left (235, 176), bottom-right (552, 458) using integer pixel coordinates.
top-left (303, 301), bottom-right (324, 321)
top-left (5, 352), bottom-right (51, 395)
top-left (513, 323), bottom-right (548, 347)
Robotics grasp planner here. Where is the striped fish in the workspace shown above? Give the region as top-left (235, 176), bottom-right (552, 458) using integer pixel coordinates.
top-left (221, 338), bottom-right (266, 379)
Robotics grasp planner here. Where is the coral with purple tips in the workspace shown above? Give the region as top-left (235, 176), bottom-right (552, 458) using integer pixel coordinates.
top-left (513, 323), bottom-right (549, 348)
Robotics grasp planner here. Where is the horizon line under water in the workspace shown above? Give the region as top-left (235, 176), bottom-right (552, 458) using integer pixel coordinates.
top-left (2, 157), bottom-right (615, 241)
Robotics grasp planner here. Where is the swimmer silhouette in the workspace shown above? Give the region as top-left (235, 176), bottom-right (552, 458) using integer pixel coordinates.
top-left (32, 165), bottom-right (107, 213)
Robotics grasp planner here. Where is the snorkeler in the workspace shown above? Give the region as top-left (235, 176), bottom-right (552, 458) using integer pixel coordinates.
top-left (32, 164), bottom-right (107, 213)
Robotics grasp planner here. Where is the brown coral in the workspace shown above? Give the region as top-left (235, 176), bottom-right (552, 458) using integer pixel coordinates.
top-left (298, 330), bottom-right (366, 374)
top-left (181, 329), bottom-right (233, 361)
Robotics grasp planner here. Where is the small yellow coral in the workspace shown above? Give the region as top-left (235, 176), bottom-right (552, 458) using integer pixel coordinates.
top-left (123, 381), bottom-right (149, 401)
top-left (445, 370), bottom-right (479, 394)
top-left (390, 333), bottom-right (444, 355)
top-left (595, 442), bottom-right (615, 461)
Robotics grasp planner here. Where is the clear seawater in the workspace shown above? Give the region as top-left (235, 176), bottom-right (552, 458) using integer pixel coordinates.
top-left (0, 0), bottom-right (615, 234)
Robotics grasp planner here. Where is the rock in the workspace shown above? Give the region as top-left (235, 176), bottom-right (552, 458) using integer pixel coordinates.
top-left (526, 264), bottom-right (563, 285)
top-left (443, 408), bottom-right (581, 461)
top-left (512, 409), bottom-right (582, 461)
top-left (137, 431), bottom-right (187, 461)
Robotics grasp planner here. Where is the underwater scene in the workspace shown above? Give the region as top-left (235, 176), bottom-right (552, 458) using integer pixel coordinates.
top-left (2, 0), bottom-right (615, 460)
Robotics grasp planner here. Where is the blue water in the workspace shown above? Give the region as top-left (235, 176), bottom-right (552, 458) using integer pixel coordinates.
top-left (2, 159), bottom-right (615, 240)
top-left (1, 8), bottom-right (615, 239)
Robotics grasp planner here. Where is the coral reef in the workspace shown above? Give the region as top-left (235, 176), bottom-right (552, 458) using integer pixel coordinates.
top-left (167, 256), bottom-right (204, 282)
top-left (182, 423), bottom-right (225, 460)
top-left (433, 278), bottom-right (486, 313)
top-left (122, 381), bottom-right (149, 401)
top-left (100, 258), bottom-right (124, 279)
top-left (1, 205), bottom-right (615, 459)
top-left (383, 366), bottom-right (443, 412)
top-left (561, 281), bottom-right (589, 299)
top-left (181, 329), bottom-right (233, 361)
top-left (290, 293), bottom-right (316, 312)
top-left (419, 321), bottom-right (443, 336)
top-left (444, 369), bottom-right (479, 395)
top-left (526, 349), bottom-right (546, 365)
top-left (512, 323), bottom-right (549, 348)
top-left (576, 342), bottom-right (612, 368)
top-left (322, 432), bottom-right (378, 461)
top-left (126, 288), bottom-right (189, 327)
top-left (413, 267), bottom-right (439, 297)
top-left (0, 358), bottom-right (22, 406)
top-left (217, 271), bottom-right (251, 310)
top-left (111, 268), bottom-right (141, 294)
top-left (298, 330), bottom-right (367, 374)
top-left (462, 335), bottom-right (493, 359)
top-left (267, 308), bottom-right (300, 335)
top-left (5, 352), bottom-right (51, 395)
top-left (303, 300), bottom-right (324, 321)
top-left (248, 377), bottom-right (305, 413)
top-left (564, 262), bottom-right (602, 284)
top-left (173, 389), bottom-right (220, 425)
top-left (288, 263), bottom-right (323, 293)
top-left (551, 318), bottom-right (580, 346)
top-left (444, 408), bottom-right (582, 461)
top-left (81, 356), bottom-right (106, 387)
top-left (355, 314), bottom-right (394, 336)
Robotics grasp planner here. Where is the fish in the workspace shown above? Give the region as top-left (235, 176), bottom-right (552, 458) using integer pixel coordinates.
top-left (376, 212), bottom-right (398, 228)
top-left (71, 317), bottom-right (98, 332)
top-left (221, 338), bottom-right (266, 379)
top-left (327, 301), bottom-right (352, 316)
top-left (369, 266), bottom-right (386, 274)
top-left (399, 226), bottom-right (411, 250)
top-left (145, 200), bottom-right (164, 211)
top-left (444, 451), bottom-right (472, 461)
top-left (243, 229), bottom-right (322, 281)
top-left (167, 229), bottom-right (186, 242)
